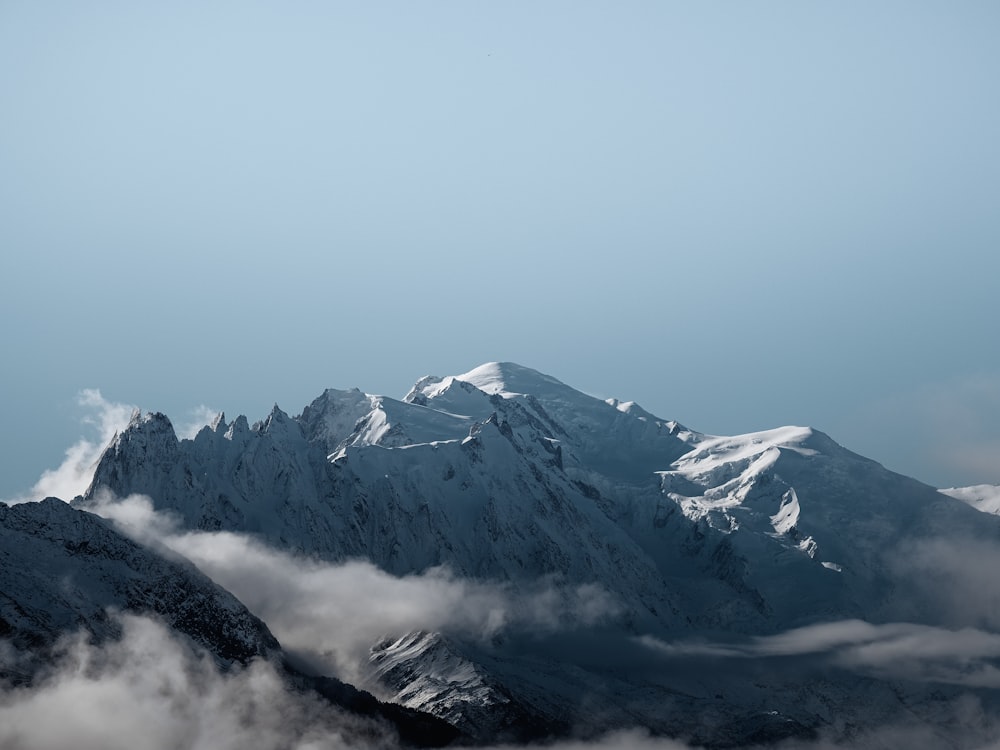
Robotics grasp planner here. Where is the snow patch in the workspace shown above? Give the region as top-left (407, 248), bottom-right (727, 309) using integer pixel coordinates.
top-left (770, 489), bottom-right (801, 536)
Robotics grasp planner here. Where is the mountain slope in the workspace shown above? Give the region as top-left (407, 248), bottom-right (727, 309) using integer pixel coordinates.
top-left (0, 497), bottom-right (278, 668)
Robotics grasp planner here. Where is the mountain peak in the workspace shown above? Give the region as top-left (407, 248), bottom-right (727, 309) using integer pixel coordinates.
top-left (260, 405), bottom-right (307, 443)
top-left (454, 362), bottom-right (568, 397)
top-left (124, 411), bottom-right (177, 441)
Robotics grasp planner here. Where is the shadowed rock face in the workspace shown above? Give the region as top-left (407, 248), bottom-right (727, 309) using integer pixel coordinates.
top-left (0, 497), bottom-right (280, 667)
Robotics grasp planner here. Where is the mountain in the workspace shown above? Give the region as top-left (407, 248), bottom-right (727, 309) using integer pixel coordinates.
top-left (77, 362), bottom-right (1000, 746)
top-left (0, 498), bottom-right (460, 747)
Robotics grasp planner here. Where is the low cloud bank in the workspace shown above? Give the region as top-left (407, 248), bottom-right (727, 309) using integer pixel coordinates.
top-left (0, 614), bottom-right (394, 750)
top-left (9, 493), bottom-right (1000, 748)
top-left (636, 534), bottom-right (1000, 693)
top-left (637, 619), bottom-right (1000, 689)
top-left (86, 493), bottom-right (622, 685)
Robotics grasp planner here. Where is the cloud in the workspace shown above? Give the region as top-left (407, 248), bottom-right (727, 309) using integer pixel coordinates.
top-left (4, 394), bottom-right (222, 505)
top-left (0, 613), bottom-right (396, 750)
top-left (84, 493), bottom-right (622, 686)
top-left (10, 610), bottom-right (991, 750)
top-left (637, 619), bottom-right (1000, 689)
top-left (0, 613), bottom-right (700, 750)
top-left (0, 616), bottom-right (700, 750)
top-left (4, 389), bottom-right (138, 504)
top-left (72, 497), bottom-right (1000, 747)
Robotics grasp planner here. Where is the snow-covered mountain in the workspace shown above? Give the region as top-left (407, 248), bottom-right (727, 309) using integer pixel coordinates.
top-left (72, 362), bottom-right (1000, 745)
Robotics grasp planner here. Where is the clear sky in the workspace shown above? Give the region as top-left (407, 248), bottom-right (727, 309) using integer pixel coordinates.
top-left (2, 1), bottom-right (999, 498)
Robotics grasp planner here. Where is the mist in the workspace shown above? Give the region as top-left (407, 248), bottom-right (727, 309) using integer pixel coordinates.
top-left (85, 493), bottom-right (622, 685)
top-left (0, 612), bottom-right (701, 750)
top-left (4, 490), bottom-right (999, 749)
top-left (3, 391), bottom-right (219, 506)
top-left (0, 614), bottom-right (396, 750)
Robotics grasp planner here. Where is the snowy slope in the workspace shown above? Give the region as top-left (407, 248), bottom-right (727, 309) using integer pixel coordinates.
top-left (367, 630), bottom-right (561, 741)
top-left (79, 361), bottom-right (1000, 744)
top-left (941, 484), bottom-right (1000, 515)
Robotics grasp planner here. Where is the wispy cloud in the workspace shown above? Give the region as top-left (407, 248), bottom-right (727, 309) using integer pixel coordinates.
top-left (19, 493), bottom-right (1000, 749)
top-left (5, 612), bottom-right (996, 750)
top-left (4, 394), bottom-right (220, 505)
top-left (85, 493), bottom-right (622, 686)
top-left (10, 612), bottom-right (994, 750)
top-left (637, 533), bottom-right (1000, 692)
top-left (0, 613), bottom-right (395, 750)
top-left (5, 389), bottom-right (137, 504)
top-left (1, 613), bottom-right (701, 750)
top-left (637, 618), bottom-right (1000, 689)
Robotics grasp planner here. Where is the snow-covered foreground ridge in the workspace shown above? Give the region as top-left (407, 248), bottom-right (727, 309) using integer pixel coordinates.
top-left (72, 361), bottom-right (1000, 746)
top-left (941, 484), bottom-right (1000, 515)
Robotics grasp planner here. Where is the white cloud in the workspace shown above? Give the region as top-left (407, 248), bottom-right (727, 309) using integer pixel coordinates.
top-left (4, 394), bottom-right (221, 505)
top-left (5, 612), bottom-right (994, 750)
top-left (637, 619), bottom-right (1000, 690)
top-left (0, 613), bottom-right (699, 750)
top-left (85, 493), bottom-right (622, 686)
top-left (20, 493), bottom-right (1000, 749)
top-left (0, 614), bottom-right (395, 750)
top-left (6, 389), bottom-right (138, 504)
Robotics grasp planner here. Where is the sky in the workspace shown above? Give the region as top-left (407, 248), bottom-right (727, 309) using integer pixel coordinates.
top-left (2, 1), bottom-right (999, 498)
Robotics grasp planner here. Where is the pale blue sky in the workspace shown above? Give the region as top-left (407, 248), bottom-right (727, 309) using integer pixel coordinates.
top-left (2, 1), bottom-right (999, 497)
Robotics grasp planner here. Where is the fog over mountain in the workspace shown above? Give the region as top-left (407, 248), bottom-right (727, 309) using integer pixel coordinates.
top-left (4, 362), bottom-right (1000, 748)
